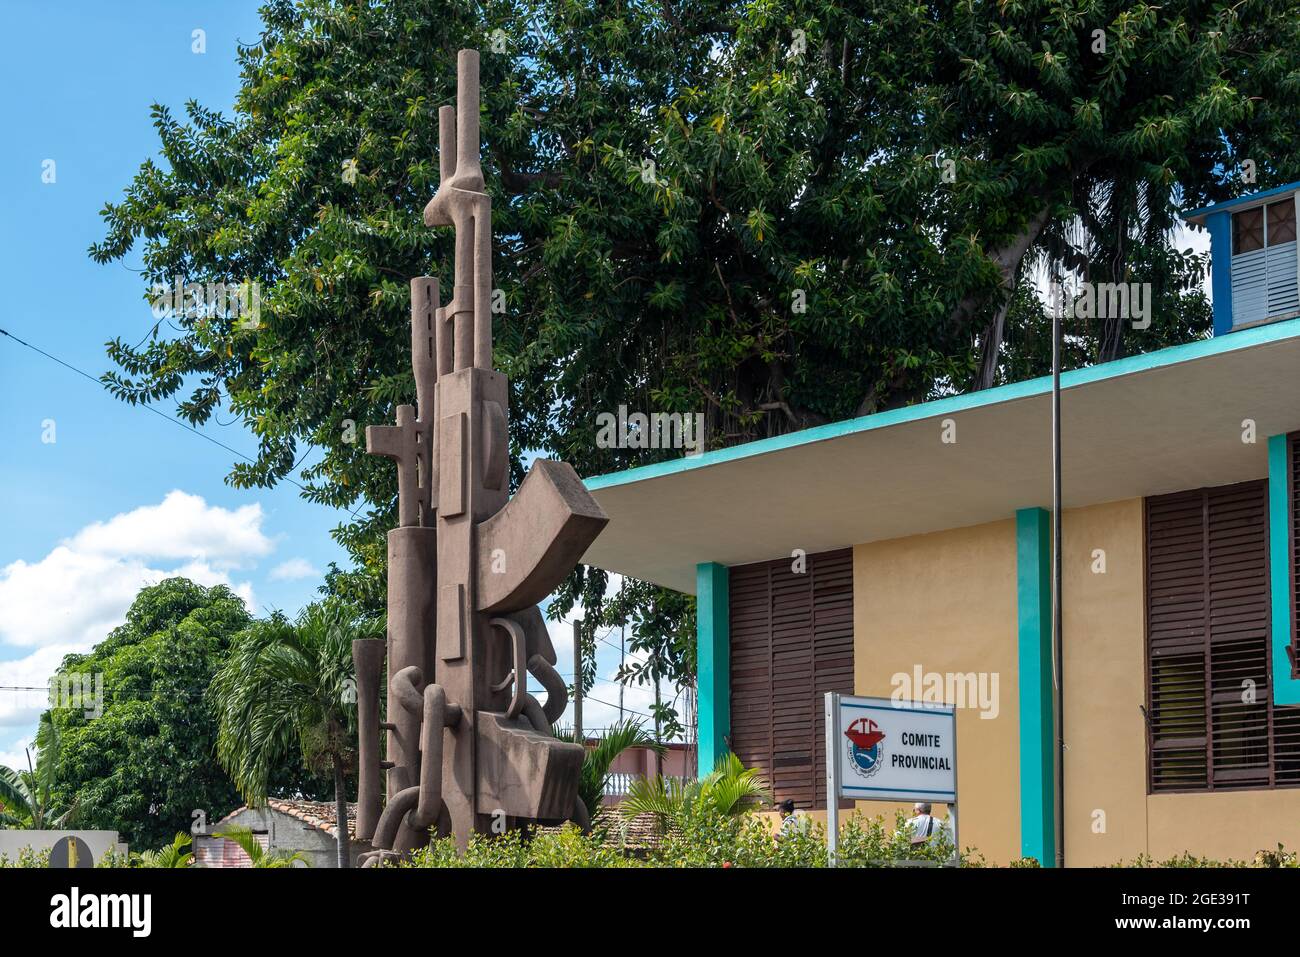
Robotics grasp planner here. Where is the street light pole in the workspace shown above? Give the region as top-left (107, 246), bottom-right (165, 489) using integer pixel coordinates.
top-left (1052, 286), bottom-right (1065, 868)
top-left (573, 619), bottom-right (583, 744)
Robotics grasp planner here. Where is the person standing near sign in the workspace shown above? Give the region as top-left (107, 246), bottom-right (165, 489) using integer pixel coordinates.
top-left (905, 802), bottom-right (943, 845)
top-left (776, 799), bottom-right (808, 839)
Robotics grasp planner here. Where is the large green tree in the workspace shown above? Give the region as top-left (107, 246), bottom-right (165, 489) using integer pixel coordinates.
top-left (91, 0), bottom-right (1300, 722)
top-left (44, 578), bottom-right (330, 849)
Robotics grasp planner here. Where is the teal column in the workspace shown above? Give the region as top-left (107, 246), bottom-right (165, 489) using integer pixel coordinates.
top-left (1016, 508), bottom-right (1057, 866)
top-left (1268, 435), bottom-right (1300, 705)
top-left (696, 562), bottom-right (730, 778)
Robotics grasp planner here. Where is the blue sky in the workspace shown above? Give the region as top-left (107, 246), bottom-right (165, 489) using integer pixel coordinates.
top-left (0, 0), bottom-right (670, 774)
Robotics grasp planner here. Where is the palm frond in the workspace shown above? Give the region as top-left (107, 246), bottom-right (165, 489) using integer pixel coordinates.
top-left (137, 833), bottom-right (193, 868)
top-left (555, 719), bottom-right (664, 819)
top-left (213, 825), bottom-right (265, 864)
top-left (619, 775), bottom-right (679, 822)
top-left (0, 765), bottom-right (32, 816)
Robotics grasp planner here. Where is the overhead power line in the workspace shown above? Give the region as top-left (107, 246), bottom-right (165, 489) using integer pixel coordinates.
top-left (0, 326), bottom-right (367, 521)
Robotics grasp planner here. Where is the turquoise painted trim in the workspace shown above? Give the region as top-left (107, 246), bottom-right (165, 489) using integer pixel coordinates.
top-left (1016, 508), bottom-right (1056, 867)
top-left (1183, 180), bottom-right (1300, 224)
top-left (584, 317), bottom-right (1300, 493)
top-left (1268, 436), bottom-right (1300, 705)
top-left (696, 562), bottom-right (730, 777)
top-left (1208, 211), bottom-right (1234, 337)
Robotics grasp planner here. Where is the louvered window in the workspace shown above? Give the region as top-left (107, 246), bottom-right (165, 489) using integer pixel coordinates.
top-left (1146, 481), bottom-right (1300, 791)
top-left (1230, 198), bottom-right (1299, 328)
top-left (729, 549), bottom-right (853, 808)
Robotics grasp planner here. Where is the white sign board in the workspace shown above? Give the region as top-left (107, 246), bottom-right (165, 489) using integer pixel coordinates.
top-left (831, 694), bottom-right (956, 802)
top-left (824, 693), bottom-right (958, 864)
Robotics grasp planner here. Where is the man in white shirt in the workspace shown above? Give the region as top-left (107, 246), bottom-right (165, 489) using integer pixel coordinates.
top-left (905, 802), bottom-right (941, 845)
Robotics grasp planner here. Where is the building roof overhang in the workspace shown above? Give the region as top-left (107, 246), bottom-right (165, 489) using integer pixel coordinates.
top-left (1183, 180), bottom-right (1300, 226)
top-left (579, 317), bottom-right (1300, 594)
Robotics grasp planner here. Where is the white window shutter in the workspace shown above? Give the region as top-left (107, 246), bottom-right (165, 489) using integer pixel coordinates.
top-left (1266, 240), bottom-right (1298, 318)
top-left (1232, 247), bottom-right (1269, 326)
top-left (1230, 195), bottom-right (1300, 328)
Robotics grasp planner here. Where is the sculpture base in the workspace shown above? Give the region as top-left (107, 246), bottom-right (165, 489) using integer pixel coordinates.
top-left (475, 712), bottom-right (585, 821)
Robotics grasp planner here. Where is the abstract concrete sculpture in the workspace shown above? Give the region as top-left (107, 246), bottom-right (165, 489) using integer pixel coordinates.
top-left (353, 49), bottom-right (608, 864)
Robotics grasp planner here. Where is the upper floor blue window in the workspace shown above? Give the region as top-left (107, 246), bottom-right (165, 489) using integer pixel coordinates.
top-left (1184, 183), bottom-right (1300, 335)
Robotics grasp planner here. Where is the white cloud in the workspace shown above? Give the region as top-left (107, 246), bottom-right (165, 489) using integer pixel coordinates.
top-left (0, 491), bottom-right (264, 650)
top-left (67, 490), bottom-right (271, 569)
top-left (0, 644), bottom-right (83, 728)
top-left (0, 492), bottom-right (269, 779)
top-left (0, 734), bottom-right (33, 775)
top-left (269, 557), bottom-right (318, 582)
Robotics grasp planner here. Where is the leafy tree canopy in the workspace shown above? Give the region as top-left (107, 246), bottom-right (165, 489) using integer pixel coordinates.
top-left (91, 0), bottom-right (1300, 716)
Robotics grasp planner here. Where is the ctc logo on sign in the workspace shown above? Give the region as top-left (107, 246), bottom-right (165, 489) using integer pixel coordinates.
top-left (844, 717), bottom-right (886, 779)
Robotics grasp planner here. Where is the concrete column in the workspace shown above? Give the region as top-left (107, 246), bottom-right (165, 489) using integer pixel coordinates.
top-left (1269, 435), bottom-right (1300, 705)
top-left (696, 562), bottom-right (730, 778)
top-left (1016, 508), bottom-right (1057, 865)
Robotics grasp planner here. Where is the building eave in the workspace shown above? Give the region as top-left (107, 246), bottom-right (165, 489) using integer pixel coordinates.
top-left (1182, 180), bottom-right (1300, 226)
top-left (580, 317), bottom-right (1300, 594)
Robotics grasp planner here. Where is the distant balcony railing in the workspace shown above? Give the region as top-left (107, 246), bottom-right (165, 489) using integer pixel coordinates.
top-left (603, 772), bottom-right (689, 797)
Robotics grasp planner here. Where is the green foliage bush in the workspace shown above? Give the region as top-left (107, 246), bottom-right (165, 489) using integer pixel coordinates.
top-left (1119, 845), bottom-right (1298, 869)
top-left (403, 807), bottom-right (969, 868)
top-left (0, 847), bottom-right (51, 868)
top-left (400, 805), bottom-right (1298, 869)
top-left (406, 824), bottom-right (637, 869)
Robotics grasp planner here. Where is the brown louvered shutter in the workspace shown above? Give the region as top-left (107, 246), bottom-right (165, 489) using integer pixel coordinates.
top-left (1146, 489), bottom-right (1209, 791)
top-left (1205, 482), bottom-right (1270, 787)
top-left (1147, 480), bottom-right (1300, 791)
top-left (811, 551), bottom-right (854, 807)
top-left (728, 548), bottom-right (853, 808)
top-left (729, 562), bottom-right (773, 790)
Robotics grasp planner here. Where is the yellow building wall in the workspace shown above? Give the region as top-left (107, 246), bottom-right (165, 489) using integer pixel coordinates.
top-left (1061, 499), bottom-right (1150, 865)
top-left (1146, 790), bottom-right (1300, 861)
top-left (851, 498), bottom-right (1300, 866)
top-left (853, 519), bottom-right (1020, 864)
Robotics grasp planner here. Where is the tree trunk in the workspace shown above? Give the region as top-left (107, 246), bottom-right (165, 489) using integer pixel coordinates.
top-left (974, 292), bottom-right (1013, 391)
top-left (1097, 314), bottom-right (1126, 363)
top-left (948, 205), bottom-right (1053, 383)
top-left (333, 756), bottom-right (351, 869)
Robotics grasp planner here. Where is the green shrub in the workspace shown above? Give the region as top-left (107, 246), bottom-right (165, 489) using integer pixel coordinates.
top-left (1118, 844), bottom-right (1298, 868)
top-left (401, 805), bottom-right (975, 868)
top-left (405, 824), bottom-right (639, 868)
top-left (62, 800), bottom-right (1277, 868)
top-left (0, 846), bottom-right (51, 868)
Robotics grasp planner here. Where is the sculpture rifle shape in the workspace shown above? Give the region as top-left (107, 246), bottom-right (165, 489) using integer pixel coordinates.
top-left (354, 49), bottom-right (608, 864)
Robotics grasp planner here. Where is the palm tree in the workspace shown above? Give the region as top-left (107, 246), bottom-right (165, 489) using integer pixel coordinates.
top-left (213, 825), bottom-right (308, 868)
top-left (134, 832), bottom-right (193, 868)
top-left (0, 715), bottom-right (76, 829)
top-left (209, 601), bottom-right (381, 868)
top-left (554, 719), bottom-right (663, 823)
top-left (620, 751), bottom-right (769, 831)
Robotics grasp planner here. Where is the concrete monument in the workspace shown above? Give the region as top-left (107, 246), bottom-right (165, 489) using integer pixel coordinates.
top-left (354, 49), bottom-right (607, 864)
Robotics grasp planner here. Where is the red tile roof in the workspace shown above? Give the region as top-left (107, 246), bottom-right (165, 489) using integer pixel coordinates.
top-left (213, 799), bottom-right (359, 840)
